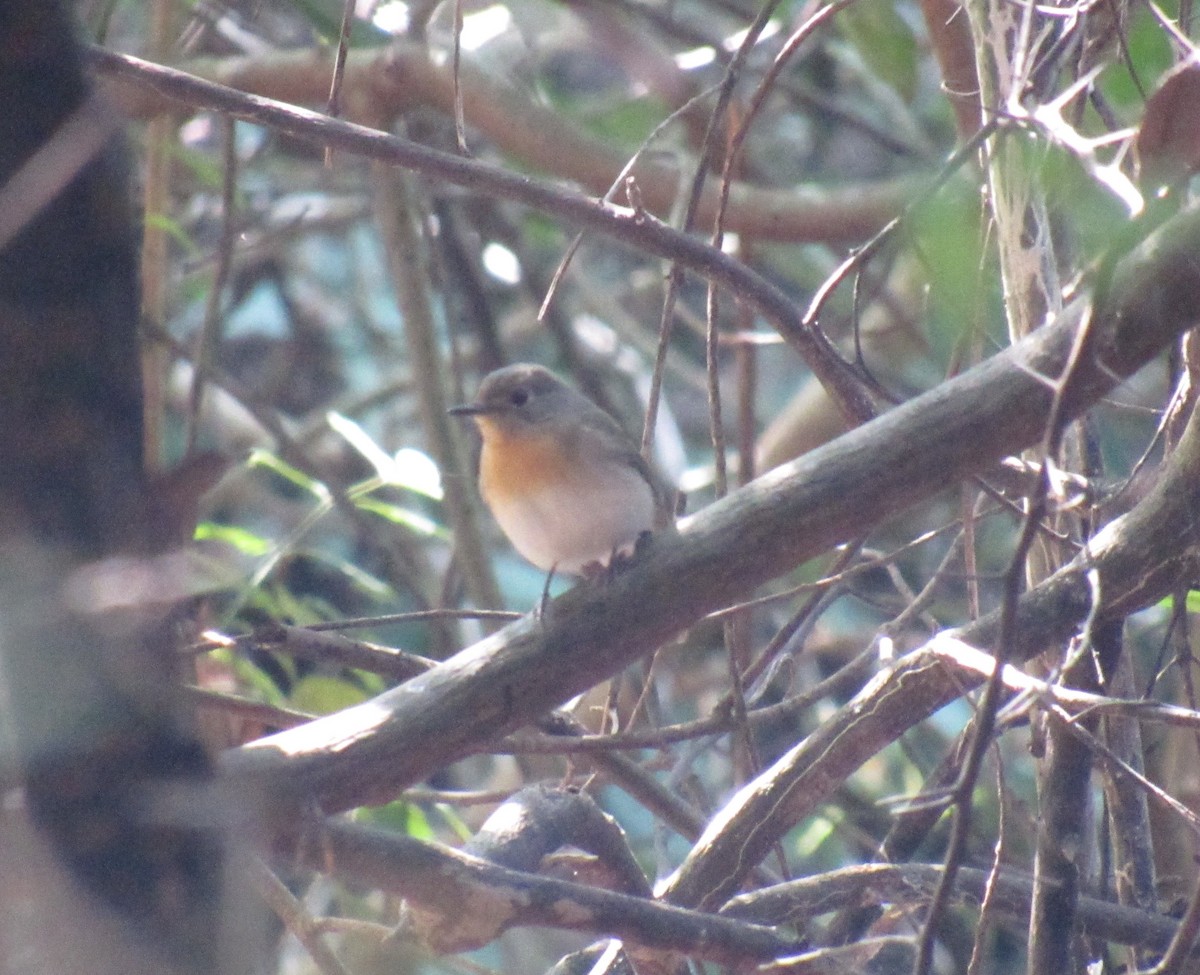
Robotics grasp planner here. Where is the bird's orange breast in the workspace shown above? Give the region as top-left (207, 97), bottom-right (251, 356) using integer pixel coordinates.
top-left (476, 420), bottom-right (580, 506)
top-left (471, 415), bottom-right (658, 573)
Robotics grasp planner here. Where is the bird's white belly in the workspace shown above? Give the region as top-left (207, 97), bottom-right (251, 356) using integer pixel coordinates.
top-left (494, 467), bottom-right (656, 574)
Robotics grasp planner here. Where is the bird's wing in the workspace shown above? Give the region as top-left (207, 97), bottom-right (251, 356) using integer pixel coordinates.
top-left (573, 409), bottom-right (676, 526)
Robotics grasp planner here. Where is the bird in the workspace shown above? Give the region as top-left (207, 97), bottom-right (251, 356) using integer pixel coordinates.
top-left (449, 363), bottom-right (670, 577)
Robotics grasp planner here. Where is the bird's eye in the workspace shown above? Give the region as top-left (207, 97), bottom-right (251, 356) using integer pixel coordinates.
top-left (509, 388), bottom-right (529, 407)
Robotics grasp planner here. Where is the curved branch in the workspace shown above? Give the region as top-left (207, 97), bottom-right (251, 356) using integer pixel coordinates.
top-left (312, 818), bottom-right (800, 963)
top-left (94, 43), bottom-right (912, 245)
top-left (463, 785), bottom-right (651, 898)
top-left (722, 863), bottom-right (1191, 956)
top-left (87, 47), bottom-right (875, 423)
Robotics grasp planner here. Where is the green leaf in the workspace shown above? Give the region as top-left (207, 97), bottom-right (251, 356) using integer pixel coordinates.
top-left (211, 647), bottom-right (288, 707)
top-left (431, 802), bottom-right (473, 842)
top-left (195, 521), bottom-right (272, 556)
top-left (1101, 7), bottom-right (1174, 111)
top-left (329, 412), bottom-right (444, 498)
top-left (328, 411), bottom-right (398, 483)
top-left (171, 141), bottom-right (226, 192)
top-left (837, 0), bottom-right (918, 102)
top-left (791, 809), bottom-right (839, 858)
top-left (401, 803), bottom-right (434, 841)
top-left (390, 447), bottom-right (444, 500)
top-left (358, 801), bottom-right (436, 841)
top-left (282, 0), bottom-right (392, 46)
top-left (354, 497), bottom-right (445, 537)
top-left (578, 98), bottom-right (667, 150)
top-left (301, 550), bottom-right (397, 601)
top-left (266, 579), bottom-right (335, 628)
top-left (143, 212), bottom-right (199, 256)
top-left (248, 449), bottom-right (328, 498)
top-left (909, 182), bottom-right (987, 364)
top-left (289, 674), bottom-right (369, 715)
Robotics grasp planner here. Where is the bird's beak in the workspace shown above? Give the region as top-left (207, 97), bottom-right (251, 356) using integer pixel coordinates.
top-left (448, 403), bottom-right (487, 416)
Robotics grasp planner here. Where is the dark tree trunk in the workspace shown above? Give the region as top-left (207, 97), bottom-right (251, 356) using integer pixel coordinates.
top-left (0, 4), bottom-right (234, 972)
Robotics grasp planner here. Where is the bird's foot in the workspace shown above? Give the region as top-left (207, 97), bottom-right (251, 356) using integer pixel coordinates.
top-left (583, 531), bottom-right (655, 584)
top-left (535, 564), bottom-right (559, 624)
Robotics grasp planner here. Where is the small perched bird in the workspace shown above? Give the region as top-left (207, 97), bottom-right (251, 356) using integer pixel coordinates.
top-left (450, 363), bottom-right (670, 576)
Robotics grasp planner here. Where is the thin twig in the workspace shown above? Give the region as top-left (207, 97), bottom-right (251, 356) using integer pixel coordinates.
top-left (966, 747), bottom-right (1007, 975)
top-left (187, 115), bottom-right (237, 456)
top-left (451, 0), bottom-right (468, 154)
top-left (322, 0), bottom-right (356, 167)
top-left (304, 608), bottom-right (522, 631)
top-left (641, 0), bottom-right (785, 458)
top-left (913, 297), bottom-right (1099, 975)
